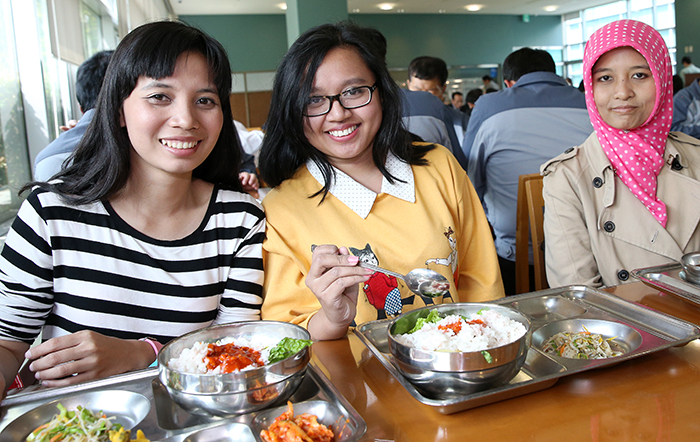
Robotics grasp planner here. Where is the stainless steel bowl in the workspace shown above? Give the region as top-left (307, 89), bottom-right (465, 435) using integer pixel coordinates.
top-left (158, 321), bottom-right (311, 417)
top-left (387, 303), bottom-right (531, 398)
top-left (532, 318), bottom-right (642, 360)
top-left (681, 252), bottom-right (700, 284)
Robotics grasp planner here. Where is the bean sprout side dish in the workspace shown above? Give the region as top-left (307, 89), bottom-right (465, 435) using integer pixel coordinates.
top-left (542, 328), bottom-right (623, 359)
top-left (25, 403), bottom-right (150, 442)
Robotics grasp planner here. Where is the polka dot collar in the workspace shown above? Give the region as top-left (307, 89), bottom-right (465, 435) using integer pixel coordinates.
top-left (306, 152), bottom-right (415, 219)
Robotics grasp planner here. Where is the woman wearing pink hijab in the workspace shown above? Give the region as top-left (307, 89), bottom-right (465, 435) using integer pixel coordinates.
top-left (541, 19), bottom-right (700, 288)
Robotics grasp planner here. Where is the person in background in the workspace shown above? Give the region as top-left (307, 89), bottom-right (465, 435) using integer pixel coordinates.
top-left (407, 56), bottom-right (469, 155)
top-left (671, 76), bottom-right (700, 138)
top-left (578, 79), bottom-right (586, 93)
top-left (542, 19), bottom-right (700, 288)
top-left (259, 22), bottom-right (503, 341)
top-left (461, 88), bottom-right (483, 115)
top-left (359, 31), bottom-right (463, 169)
top-left (672, 74), bottom-right (684, 95)
top-left (679, 56), bottom-right (700, 86)
top-left (400, 88), bottom-right (466, 169)
top-left (407, 56), bottom-right (449, 99)
top-left (232, 120), bottom-right (261, 196)
top-left (0, 21), bottom-right (265, 397)
top-left (463, 47), bottom-right (592, 295)
top-left (34, 50), bottom-right (113, 181)
top-left (234, 120), bottom-right (264, 165)
top-left (450, 91), bottom-right (464, 110)
top-left (238, 152), bottom-right (260, 195)
top-left (480, 75), bottom-right (499, 92)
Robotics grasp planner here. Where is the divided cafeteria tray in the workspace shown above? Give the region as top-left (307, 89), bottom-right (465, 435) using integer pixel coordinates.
top-left (631, 262), bottom-right (700, 305)
top-left (0, 363), bottom-right (366, 442)
top-left (354, 285), bottom-right (700, 414)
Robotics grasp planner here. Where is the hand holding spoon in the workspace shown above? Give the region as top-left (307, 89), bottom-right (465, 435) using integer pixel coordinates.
top-left (309, 245), bottom-right (449, 299)
top-left (358, 261), bottom-right (450, 299)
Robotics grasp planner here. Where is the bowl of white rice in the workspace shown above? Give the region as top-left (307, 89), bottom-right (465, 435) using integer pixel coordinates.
top-left (158, 321), bottom-right (311, 417)
top-left (388, 303), bottom-right (530, 398)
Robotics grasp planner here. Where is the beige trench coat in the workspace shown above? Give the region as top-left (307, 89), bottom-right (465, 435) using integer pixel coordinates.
top-left (541, 131), bottom-right (700, 288)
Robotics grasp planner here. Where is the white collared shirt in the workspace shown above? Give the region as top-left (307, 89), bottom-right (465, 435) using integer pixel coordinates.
top-left (306, 152), bottom-right (415, 218)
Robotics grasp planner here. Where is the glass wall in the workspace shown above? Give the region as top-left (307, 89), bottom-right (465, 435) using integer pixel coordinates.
top-left (563, 0), bottom-right (676, 88)
top-left (0, 0), bottom-right (30, 226)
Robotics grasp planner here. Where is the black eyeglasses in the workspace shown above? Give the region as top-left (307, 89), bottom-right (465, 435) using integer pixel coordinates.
top-left (304, 85), bottom-right (378, 117)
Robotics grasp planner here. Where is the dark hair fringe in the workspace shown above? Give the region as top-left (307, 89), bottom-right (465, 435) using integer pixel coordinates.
top-left (259, 21), bottom-right (433, 200)
top-left (22, 20), bottom-right (242, 204)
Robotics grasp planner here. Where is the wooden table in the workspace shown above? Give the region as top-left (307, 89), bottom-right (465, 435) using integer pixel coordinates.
top-left (310, 282), bottom-right (700, 441)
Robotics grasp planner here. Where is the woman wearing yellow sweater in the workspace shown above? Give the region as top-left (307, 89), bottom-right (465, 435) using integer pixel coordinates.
top-left (259, 22), bottom-right (504, 340)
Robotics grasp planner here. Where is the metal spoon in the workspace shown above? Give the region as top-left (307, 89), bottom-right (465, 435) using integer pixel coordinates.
top-left (310, 244), bottom-right (450, 298)
top-left (358, 261), bottom-right (450, 299)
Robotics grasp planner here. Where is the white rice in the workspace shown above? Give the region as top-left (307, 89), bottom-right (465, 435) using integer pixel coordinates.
top-left (168, 335), bottom-right (280, 374)
top-left (394, 310), bottom-right (527, 352)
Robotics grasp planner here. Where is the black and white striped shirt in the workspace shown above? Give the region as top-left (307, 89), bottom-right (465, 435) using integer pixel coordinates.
top-left (0, 186), bottom-right (264, 345)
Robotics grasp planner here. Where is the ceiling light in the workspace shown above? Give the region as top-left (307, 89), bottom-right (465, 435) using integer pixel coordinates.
top-left (397, 8), bottom-right (405, 13)
top-left (439, 9), bottom-right (446, 13)
top-left (543, 5), bottom-right (558, 12)
top-left (277, 3), bottom-right (287, 10)
top-left (352, 8), bottom-right (360, 12)
top-left (465, 4), bottom-right (483, 11)
top-left (378, 3), bottom-right (394, 10)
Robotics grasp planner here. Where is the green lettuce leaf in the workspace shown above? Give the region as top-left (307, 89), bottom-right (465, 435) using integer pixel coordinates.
top-left (408, 309), bottom-right (442, 334)
top-left (267, 337), bottom-right (313, 363)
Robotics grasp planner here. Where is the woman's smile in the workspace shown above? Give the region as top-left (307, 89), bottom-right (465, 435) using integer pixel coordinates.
top-left (159, 139), bottom-right (201, 150)
top-left (327, 124), bottom-right (359, 139)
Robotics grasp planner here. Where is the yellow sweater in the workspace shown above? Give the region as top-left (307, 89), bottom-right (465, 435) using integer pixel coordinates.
top-left (261, 145), bottom-right (504, 329)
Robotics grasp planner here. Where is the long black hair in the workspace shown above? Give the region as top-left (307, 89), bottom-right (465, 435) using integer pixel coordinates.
top-left (258, 21), bottom-right (432, 196)
top-left (23, 20), bottom-right (241, 203)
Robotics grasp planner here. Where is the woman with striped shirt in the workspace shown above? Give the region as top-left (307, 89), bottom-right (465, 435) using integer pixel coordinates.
top-left (0, 21), bottom-right (264, 396)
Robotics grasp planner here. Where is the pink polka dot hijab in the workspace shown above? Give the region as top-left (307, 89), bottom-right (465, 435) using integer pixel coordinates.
top-left (583, 19), bottom-right (673, 227)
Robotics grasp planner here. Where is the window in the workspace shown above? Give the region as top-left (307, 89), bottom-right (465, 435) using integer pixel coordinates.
top-left (0, 0), bottom-right (31, 226)
top-left (563, 0), bottom-right (676, 88)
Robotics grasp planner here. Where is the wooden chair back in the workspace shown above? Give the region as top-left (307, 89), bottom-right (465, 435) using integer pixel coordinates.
top-left (515, 173), bottom-right (548, 294)
top-left (685, 73), bottom-right (700, 88)
top-left (525, 175), bottom-right (547, 291)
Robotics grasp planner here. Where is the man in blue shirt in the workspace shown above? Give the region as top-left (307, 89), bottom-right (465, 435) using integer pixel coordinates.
top-left (671, 78), bottom-right (700, 138)
top-left (34, 50), bottom-right (113, 181)
top-left (463, 48), bottom-right (592, 295)
top-left (400, 88), bottom-right (466, 169)
top-left (405, 56), bottom-right (468, 169)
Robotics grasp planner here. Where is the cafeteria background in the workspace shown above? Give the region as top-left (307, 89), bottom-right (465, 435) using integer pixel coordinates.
top-left (0, 0), bottom-right (698, 246)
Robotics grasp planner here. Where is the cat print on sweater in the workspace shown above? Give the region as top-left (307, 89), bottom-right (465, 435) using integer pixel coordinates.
top-left (349, 243), bottom-right (403, 317)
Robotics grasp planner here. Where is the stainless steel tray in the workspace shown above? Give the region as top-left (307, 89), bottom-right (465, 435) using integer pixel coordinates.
top-left (354, 285), bottom-right (700, 414)
top-left (0, 363), bottom-right (366, 442)
top-left (631, 262), bottom-right (700, 304)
